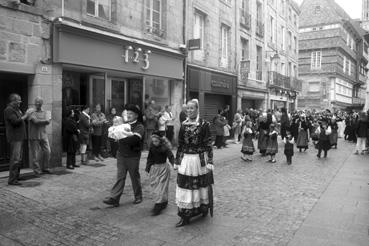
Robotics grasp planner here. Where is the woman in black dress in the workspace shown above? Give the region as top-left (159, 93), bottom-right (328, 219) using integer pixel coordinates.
top-left (64, 109), bottom-right (80, 169)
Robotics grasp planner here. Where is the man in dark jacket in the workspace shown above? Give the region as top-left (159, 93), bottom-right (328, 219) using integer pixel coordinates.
top-left (4, 94), bottom-right (33, 185)
top-left (103, 104), bottom-right (145, 207)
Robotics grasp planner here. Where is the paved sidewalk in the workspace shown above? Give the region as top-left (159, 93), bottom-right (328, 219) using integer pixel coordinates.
top-left (288, 148), bottom-right (369, 246)
top-left (0, 139), bottom-right (368, 246)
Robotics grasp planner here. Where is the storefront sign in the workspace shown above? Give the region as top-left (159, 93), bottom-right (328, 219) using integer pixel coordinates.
top-left (53, 23), bottom-right (184, 80)
top-left (122, 46), bottom-right (150, 70)
top-left (211, 79), bottom-right (230, 89)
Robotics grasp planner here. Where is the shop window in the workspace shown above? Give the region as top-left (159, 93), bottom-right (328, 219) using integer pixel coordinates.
top-left (145, 0), bottom-right (165, 37)
top-left (87, 0), bottom-right (111, 21)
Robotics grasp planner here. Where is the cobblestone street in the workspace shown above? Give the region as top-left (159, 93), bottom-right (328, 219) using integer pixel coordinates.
top-left (0, 139), bottom-right (368, 246)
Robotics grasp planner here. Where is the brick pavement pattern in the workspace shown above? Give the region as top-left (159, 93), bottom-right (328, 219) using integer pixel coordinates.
top-left (0, 139), bottom-right (368, 246)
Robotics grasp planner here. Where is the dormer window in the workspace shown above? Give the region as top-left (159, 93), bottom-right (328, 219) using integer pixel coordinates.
top-left (314, 5), bottom-right (321, 14)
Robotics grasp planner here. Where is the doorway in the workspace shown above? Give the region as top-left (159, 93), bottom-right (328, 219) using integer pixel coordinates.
top-left (0, 73), bottom-right (29, 171)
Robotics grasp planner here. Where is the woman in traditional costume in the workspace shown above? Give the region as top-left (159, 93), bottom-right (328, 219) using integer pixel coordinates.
top-left (175, 99), bottom-right (214, 227)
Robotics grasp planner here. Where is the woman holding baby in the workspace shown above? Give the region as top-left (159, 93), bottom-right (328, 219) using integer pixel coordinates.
top-left (103, 104), bottom-right (145, 207)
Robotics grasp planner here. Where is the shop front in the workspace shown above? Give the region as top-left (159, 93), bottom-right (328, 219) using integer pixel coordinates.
top-left (187, 65), bottom-right (237, 125)
top-left (53, 19), bottom-right (185, 147)
top-left (269, 93), bottom-right (296, 112)
top-left (238, 89), bottom-right (267, 112)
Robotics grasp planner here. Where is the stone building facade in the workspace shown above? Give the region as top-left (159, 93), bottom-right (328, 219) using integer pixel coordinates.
top-left (265, 0), bottom-right (301, 111)
top-left (0, 0), bottom-right (186, 170)
top-left (185, 0), bottom-right (238, 124)
top-left (298, 0), bottom-right (367, 111)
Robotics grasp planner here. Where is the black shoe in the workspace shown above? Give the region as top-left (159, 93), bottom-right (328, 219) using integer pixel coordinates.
top-left (66, 166), bottom-right (74, 170)
top-left (152, 204), bottom-right (161, 216)
top-left (73, 164), bottom-right (80, 168)
top-left (42, 169), bottom-right (52, 174)
top-left (175, 218), bottom-right (189, 227)
top-left (8, 181), bottom-right (22, 186)
top-left (133, 198), bottom-right (142, 204)
top-left (103, 197), bottom-right (119, 207)
top-left (317, 155), bottom-right (321, 158)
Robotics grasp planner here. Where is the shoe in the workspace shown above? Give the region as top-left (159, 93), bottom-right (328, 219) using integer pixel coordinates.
top-left (66, 166), bottom-right (74, 170)
top-left (175, 218), bottom-right (189, 227)
top-left (42, 169), bottom-right (52, 174)
top-left (133, 198), bottom-right (142, 204)
top-left (354, 151), bottom-right (359, 155)
top-left (8, 181), bottom-right (22, 186)
top-left (73, 164), bottom-right (80, 168)
top-left (317, 155), bottom-right (321, 158)
top-left (241, 157), bottom-right (247, 161)
top-left (103, 197), bottom-right (119, 207)
top-left (152, 204), bottom-right (161, 216)
top-left (94, 156), bottom-right (100, 162)
top-left (271, 159), bottom-right (276, 163)
top-left (361, 151), bottom-right (365, 155)
top-left (98, 155), bottom-right (104, 161)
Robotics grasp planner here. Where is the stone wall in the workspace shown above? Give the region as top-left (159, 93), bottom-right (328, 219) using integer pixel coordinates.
top-left (0, 3), bottom-right (63, 167)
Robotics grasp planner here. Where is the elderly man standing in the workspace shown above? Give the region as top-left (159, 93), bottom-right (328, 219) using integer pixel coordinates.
top-left (29, 97), bottom-right (52, 175)
top-left (4, 93), bottom-right (33, 185)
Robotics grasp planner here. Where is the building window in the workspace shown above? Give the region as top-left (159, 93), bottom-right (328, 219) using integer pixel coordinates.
top-left (193, 11), bottom-right (205, 61)
top-left (308, 82), bottom-right (320, 92)
top-left (87, 0), bottom-right (111, 20)
top-left (294, 36), bottom-right (297, 53)
top-left (241, 38), bottom-right (249, 60)
top-left (281, 62), bottom-right (285, 75)
top-left (314, 5), bottom-right (321, 14)
top-left (288, 31), bottom-right (292, 50)
top-left (281, 26), bottom-right (285, 50)
top-left (256, 45), bottom-right (262, 80)
top-left (343, 56), bottom-right (346, 72)
top-left (294, 14), bottom-right (297, 26)
top-left (311, 51), bottom-right (322, 69)
top-left (220, 25), bottom-right (230, 67)
top-left (145, 0), bottom-right (163, 35)
top-left (270, 16), bottom-right (275, 44)
top-left (348, 60), bottom-right (351, 75)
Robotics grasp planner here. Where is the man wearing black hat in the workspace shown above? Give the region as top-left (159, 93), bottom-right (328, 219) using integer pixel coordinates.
top-left (103, 104), bottom-right (144, 206)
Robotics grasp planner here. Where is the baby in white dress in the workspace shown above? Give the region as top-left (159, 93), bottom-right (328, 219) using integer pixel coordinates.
top-left (108, 116), bottom-right (133, 140)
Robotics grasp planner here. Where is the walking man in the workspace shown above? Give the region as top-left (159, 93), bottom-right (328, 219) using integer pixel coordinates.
top-left (164, 105), bottom-right (174, 143)
top-left (29, 97), bottom-right (52, 175)
top-left (103, 104), bottom-right (145, 207)
top-left (4, 93), bottom-right (33, 185)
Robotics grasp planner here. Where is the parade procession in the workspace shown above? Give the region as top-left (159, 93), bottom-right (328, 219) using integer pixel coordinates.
top-left (1, 0), bottom-right (369, 245)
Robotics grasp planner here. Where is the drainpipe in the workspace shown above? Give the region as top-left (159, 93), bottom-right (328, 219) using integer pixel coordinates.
top-left (182, 0), bottom-right (187, 103)
top-left (61, 0), bottom-right (64, 16)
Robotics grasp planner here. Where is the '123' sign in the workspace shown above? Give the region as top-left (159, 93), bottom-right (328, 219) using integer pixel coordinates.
top-left (122, 46), bottom-right (151, 70)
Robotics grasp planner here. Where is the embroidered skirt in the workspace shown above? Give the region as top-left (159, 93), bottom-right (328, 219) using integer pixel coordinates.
top-left (266, 139), bottom-right (278, 155)
top-left (329, 130), bottom-right (338, 145)
top-left (149, 163), bottom-right (170, 204)
top-left (241, 136), bottom-right (255, 155)
top-left (176, 154), bottom-right (210, 218)
top-left (297, 129), bottom-right (309, 148)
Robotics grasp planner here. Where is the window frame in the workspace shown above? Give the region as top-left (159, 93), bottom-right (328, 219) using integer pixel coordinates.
top-left (193, 11), bottom-right (205, 61)
top-left (311, 51), bottom-right (322, 70)
top-left (86, 0), bottom-right (112, 21)
top-left (220, 24), bottom-right (230, 67)
top-left (145, 0), bottom-right (163, 33)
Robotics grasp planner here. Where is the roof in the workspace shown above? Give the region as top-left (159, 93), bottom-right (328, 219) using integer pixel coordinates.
top-left (299, 0), bottom-right (353, 27)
